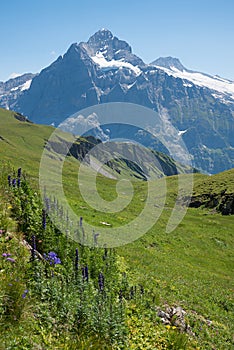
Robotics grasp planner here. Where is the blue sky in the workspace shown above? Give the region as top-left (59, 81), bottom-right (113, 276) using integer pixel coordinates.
top-left (0, 0), bottom-right (233, 81)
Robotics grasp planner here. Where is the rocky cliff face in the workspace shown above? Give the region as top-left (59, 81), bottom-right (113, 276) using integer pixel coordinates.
top-left (0, 73), bottom-right (36, 110)
top-left (1, 29), bottom-right (234, 174)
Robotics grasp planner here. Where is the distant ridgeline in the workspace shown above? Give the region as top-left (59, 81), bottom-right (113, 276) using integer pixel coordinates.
top-left (0, 29), bottom-right (234, 174)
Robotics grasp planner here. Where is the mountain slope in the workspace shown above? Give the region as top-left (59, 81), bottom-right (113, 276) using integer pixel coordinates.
top-left (1, 134), bottom-right (233, 350)
top-left (0, 108), bottom-right (194, 180)
top-left (152, 56), bottom-right (234, 102)
top-left (1, 29), bottom-right (234, 174)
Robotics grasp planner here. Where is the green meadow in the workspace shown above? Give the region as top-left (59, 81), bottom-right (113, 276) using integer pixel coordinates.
top-left (0, 108), bottom-right (233, 349)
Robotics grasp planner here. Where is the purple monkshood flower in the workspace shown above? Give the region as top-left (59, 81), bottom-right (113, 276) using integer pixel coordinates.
top-left (44, 251), bottom-right (61, 266)
top-left (31, 235), bottom-right (36, 261)
top-left (85, 266), bottom-right (89, 281)
top-left (75, 248), bottom-right (79, 271)
top-left (44, 197), bottom-right (50, 211)
top-left (12, 178), bottom-right (16, 187)
top-left (6, 257), bottom-right (16, 263)
top-left (103, 247), bottom-right (108, 260)
top-left (42, 209), bottom-right (46, 229)
top-left (98, 272), bottom-right (105, 292)
top-left (82, 265), bottom-right (89, 282)
top-left (17, 178), bottom-right (21, 188)
top-left (22, 289), bottom-right (28, 299)
top-left (93, 231), bottom-right (99, 246)
top-left (53, 257), bottom-right (61, 265)
top-left (7, 175), bottom-right (11, 186)
top-left (48, 251), bottom-right (57, 259)
top-left (2, 253), bottom-right (11, 257)
top-left (17, 168), bottom-right (22, 178)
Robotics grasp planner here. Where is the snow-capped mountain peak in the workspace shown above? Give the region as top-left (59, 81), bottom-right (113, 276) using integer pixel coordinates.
top-left (80, 29), bottom-right (145, 73)
top-left (86, 29), bottom-right (132, 58)
top-left (88, 28), bottom-right (114, 46)
top-left (151, 56), bottom-right (186, 72)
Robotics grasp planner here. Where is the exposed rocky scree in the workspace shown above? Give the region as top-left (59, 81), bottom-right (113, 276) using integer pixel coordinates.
top-left (189, 192), bottom-right (234, 215)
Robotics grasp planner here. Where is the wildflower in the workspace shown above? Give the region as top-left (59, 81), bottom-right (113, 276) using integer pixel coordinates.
top-left (22, 289), bottom-right (28, 299)
top-left (12, 178), bottom-right (16, 187)
top-left (2, 252), bottom-right (11, 257)
top-left (85, 266), bottom-right (89, 281)
top-left (48, 251), bottom-right (57, 259)
top-left (6, 257), bottom-right (16, 263)
top-left (79, 216), bottom-right (83, 227)
top-left (17, 178), bottom-right (21, 187)
top-left (31, 235), bottom-right (36, 261)
top-left (75, 248), bottom-right (79, 271)
top-left (98, 272), bottom-right (105, 292)
top-left (45, 251), bottom-right (61, 265)
top-left (7, 175), bottom-right (11, 186)
top-left (44, 197), bottom-right (50, 211)
top-left (82, 265), bottom-right (89, 282)
top-left (103, 247), bottom-right (108, 260)
top-left (54, 257), bottom-right (61, 265)
top-left (93, 231), bottom-right (99, 246)
top-left (42, 209), bottom-right (46, 229)
top-left (17, 168), bottom-right (22, 178)
top-left (166, 325), bottom-right (171, 329)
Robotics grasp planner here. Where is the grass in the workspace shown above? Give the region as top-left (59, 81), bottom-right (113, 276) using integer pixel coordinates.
top-left (0, 108), bottom-right (234, 349)
top-left (0, 108), bottom-right (54, 178)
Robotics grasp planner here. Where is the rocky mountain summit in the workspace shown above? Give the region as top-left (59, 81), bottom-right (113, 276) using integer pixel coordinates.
top-left (1, 29), bottom-right (234, 174)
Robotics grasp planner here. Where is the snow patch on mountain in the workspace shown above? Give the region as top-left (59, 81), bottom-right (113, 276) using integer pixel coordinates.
top-left (178, 129), bottom-right (187, 136)
top-left (11, 79), bottom-right (32, 92)
top-left (152, 64), bottom-right (234, 100)
top-left (91, 52), bottom-right (141, 76)
top-left (21, 79), bottom-right (32, 91)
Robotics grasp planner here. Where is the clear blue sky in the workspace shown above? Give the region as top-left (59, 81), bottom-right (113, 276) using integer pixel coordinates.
top-left (1, 0), bottom-right (233, 81)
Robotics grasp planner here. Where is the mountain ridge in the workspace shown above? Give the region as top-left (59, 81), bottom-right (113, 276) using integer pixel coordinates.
top-left (0, 29), bottom-right (234, 174)
top-left (0, 107), bottom-right (196, 180)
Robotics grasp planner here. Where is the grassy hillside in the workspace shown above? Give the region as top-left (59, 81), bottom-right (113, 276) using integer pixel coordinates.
top-left (0, 108), bottom-right (233, 349)
top-left (0, 108), bottom-right (54, 177)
